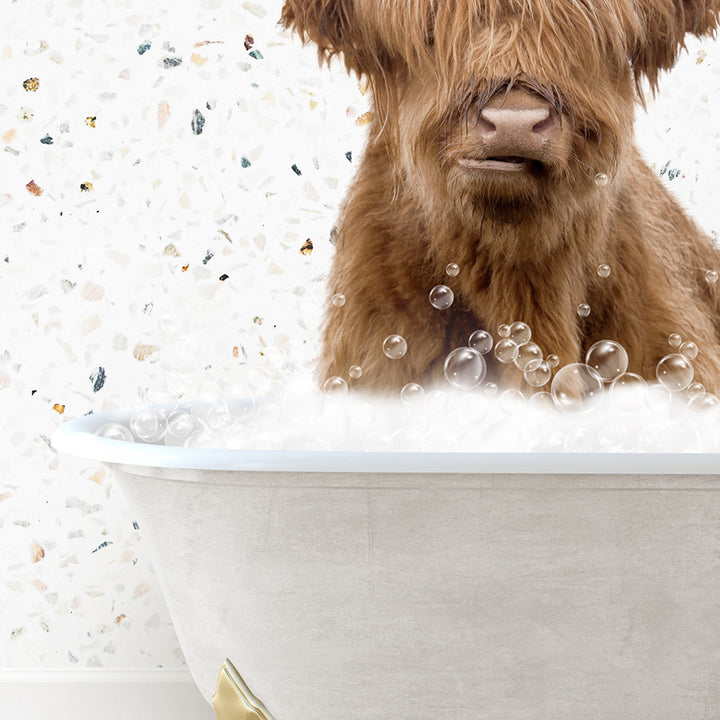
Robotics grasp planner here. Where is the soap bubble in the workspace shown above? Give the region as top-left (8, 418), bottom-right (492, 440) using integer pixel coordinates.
top-left (585, 340), bottom-right (628, 382)
top-left (687, 382), bottom-right (705, 400)
top-left (322, 376), bottom-right (349, 396)
top-left (166, 411), bottom-right (194, 440)
top-left (332, 293), bottom-right (346, 307)
top-left (224, 423), bottom-right (250, 449)
top-left (645, 383), bottom-right (672, 410)
top-left (499, 388), bottom-right (525, 415)
top-left (524, 360), bottom-right (551, 387)
top-left (656, 353), bottom-right (694, 392)
top-left (185, 428), bottom-right (221, 448)
top-left (400, 382), bottom-right (425, 407)
top-left (597, 264), bottom-right (611, 278)
top-left (577, 303), bottom-right (591, 318)
top-left (546, 354), bottom-right (560, 368)
top-left (257, 402), bottom-right (281, 428)
top-left (610, 372), bottom-right (647, 410)
top-left (446, 262), bottom-right (460, 277)
top-left (508, 321), bottom-right (531, 346)
top-left (528, 391), bottom-right (555, 412)
top-left (679, 341), bottom-right (698, 360)
top-left (705, 270), bottom-right (718, 284)
top-left (382, 334), bottom-right (407, 359)
top-left (494, 338), bottom-right (519, 364)
top-left (429, 284), bottom-right (454, 310)
top-left (514, 342), bottom-right (542, 371)
top-left (551, 363), bottom-right (604, 413)
top-left (348, 365), bottom-right (363, 379)
top-left (468, 329), bottom-right (493, 355)
top-left (444, 347), bottom-right (486, 389)
top-left (96, 422), bottom-right (133, 442)
top-left (483, 382), bottom-right (498, 397)
top-left (130, 408), bottom-right (162, 441)
top-left (688, 393), bottom-right (720, 415)
top-left (206, 402), bottom-right (234, 432)
top-left (498, 324), bottom-right (510, 337)
top-left (594, 172), bottom-right (609, 186)
top-left (668, 333), bottom-right (682, 347)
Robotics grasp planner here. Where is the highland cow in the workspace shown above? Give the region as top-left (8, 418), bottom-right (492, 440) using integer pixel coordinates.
top-left (281, 0), bottom-right (720, 395)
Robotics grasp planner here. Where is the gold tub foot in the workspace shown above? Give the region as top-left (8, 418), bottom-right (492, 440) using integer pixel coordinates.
top-left (212, 659), bottom-right (276, 720)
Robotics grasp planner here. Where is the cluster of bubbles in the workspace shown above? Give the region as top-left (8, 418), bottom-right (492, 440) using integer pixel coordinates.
top-left (95, 252), bottom-right (720, 453)
top-left (95, 320), bottom-right (720, 453)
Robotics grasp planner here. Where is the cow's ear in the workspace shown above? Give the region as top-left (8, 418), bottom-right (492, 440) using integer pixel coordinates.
top-left (280, 0), bottom-right (377, 75)
top-left (631, 0), bottom-right (719, 92)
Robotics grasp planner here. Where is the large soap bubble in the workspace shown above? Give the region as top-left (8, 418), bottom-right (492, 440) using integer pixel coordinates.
top-left (656, 353), bottom-right (694, 392)
top-left (550, 363), bottom-right (604, 413)
top-left (585, 340), bottom-right (628, 382)
top-left (444, 347), bottom-right (486, 390)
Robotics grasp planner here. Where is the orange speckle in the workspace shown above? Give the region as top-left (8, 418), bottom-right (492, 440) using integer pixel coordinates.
top-left (133, 344), bottom-right (158, 361)
top-left (89, 469), bottom-right (105, 484)
top-left (3, 129), bottom-right (17, 143)
top-left (300, 238), bottom-right (313, 255)
top-left (133, 583), bottom-right (150, 599)
top-left (31, 541), bottom-right (45, 563)
top-left (190, 53), bottom-right (207, 66)
top-left (114, 614), bottom-right (126, 624)
top-left (158, 100), bottom-right (170, 129)
top-left (23, 77), bottom-right (40, 92)
top-left (52, 403), bottom-right (65, 414)
top-left (355, 111), bottom-right (373, 126)
top-left (26, 180), bottom-right (43, 197)
top-left (182, 264), bottom-right (189, 272)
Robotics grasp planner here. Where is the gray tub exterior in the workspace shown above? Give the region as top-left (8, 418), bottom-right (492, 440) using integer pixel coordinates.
top-left (54, 411), bottom-right (720, 719)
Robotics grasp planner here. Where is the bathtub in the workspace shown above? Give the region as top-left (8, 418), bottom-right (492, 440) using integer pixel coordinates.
top-left (53, 405), bottom-right (720, 720)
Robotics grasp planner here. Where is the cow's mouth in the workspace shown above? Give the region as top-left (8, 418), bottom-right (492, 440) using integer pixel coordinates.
top-left (458, 156), bottom-right (531, 172)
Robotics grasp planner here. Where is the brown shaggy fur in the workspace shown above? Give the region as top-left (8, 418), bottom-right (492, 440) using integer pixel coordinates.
top-left (281, 0), bottom-right (720, 394)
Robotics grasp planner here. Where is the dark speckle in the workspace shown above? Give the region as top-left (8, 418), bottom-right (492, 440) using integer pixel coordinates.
top-left (91, 540), bottom-right (113, 553)
top-left (90, 367), bottom-right (106, 393)
top-left (138, 42), bottom-right (151, 55)
top-left (248, 49), bottom-right (263, 60)
top-left (219, 273), bottom-right (229, 281)
top-left (41, 135), bottom-right (54, 145)
top-left (202, 250), bottom-right (214, 265)
top-left (240, 156), bottom-right (251, 168)
top-left (291, 164), bottom-right (302, 176)
top-left (345, 151), bottom-right (352, 162)
top-left (132, 521), bottom-right (139, 530)
top-left (191, 109), bottom-right (205, 135)
top-left (163, 57), bottom-right (182, 69)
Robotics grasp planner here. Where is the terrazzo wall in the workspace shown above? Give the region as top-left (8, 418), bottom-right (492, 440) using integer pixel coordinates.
top-left (1, 0), bottom-right (718, 670)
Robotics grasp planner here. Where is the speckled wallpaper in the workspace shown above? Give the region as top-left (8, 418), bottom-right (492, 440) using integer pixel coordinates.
top-left (1, 0), bottom-right (718, 670)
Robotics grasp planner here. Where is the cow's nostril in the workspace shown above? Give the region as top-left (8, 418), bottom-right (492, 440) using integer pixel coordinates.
top-left (532, 111), bottom-right (559, 135)
top-left (475, 114), bottom-right (496, 134)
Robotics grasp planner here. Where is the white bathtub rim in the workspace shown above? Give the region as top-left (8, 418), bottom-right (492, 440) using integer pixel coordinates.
top-left (52, 408), bottom-right (720, 475)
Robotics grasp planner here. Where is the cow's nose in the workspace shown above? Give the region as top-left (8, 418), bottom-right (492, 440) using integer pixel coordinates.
top-left (473, 88), bottom-right (561, 151)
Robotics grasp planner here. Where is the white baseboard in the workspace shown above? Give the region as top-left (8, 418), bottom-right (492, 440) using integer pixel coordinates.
top-left (0, 668), bottom-right (216, 720)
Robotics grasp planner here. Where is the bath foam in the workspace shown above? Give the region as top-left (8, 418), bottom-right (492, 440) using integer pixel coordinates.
top-left (88, 382), bottom-right (719, 454)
